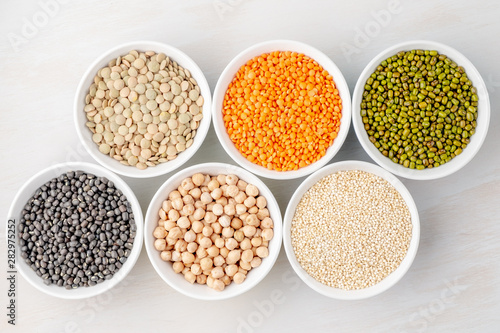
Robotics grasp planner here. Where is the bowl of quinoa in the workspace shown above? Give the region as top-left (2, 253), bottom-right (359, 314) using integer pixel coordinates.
top-left (283, 160), bottom-right (419, 300)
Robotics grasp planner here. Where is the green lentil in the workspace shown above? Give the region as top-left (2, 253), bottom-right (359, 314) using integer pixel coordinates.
top-left (361, 49), bottom-right (478, 169)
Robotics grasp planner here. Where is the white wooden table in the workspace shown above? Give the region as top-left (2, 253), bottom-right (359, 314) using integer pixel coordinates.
top-left (1, 1), bottom-right (499, 332)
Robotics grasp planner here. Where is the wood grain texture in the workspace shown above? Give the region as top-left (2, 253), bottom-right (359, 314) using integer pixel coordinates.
top-left (1, 0), bottom-right (499, 332)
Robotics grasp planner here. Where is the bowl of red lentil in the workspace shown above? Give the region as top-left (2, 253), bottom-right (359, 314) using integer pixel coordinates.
top-left (144, 162), bottom-right (282, 300)
top-left (212, 40), bottom-right (351, 180)
top-left (352, 40), bottom-right (490, 180)
top-left (283, 160), bottom-right (420, 300)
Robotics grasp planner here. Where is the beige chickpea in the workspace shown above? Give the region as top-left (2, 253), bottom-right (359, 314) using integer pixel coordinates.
top-left (220, 184), bottom-right (229, 197)
top-left (169, 190), bottom-right (181, 200)
top-left (189, 187), bottom-right (201, 200)
top-left (243, 196), bottom-right (256, 208)
top-left (206, 275), bottom-right (214, 288)
top-left (260, 217), bottom-right (273, 229)
top-left (240, 238), bottom-right (252, 250)
top-left (210, 188), bottom-right (222, 200)
top-left (206, 245), bottom-right (220, 257)
top-left (212, 222), bottom-right (222, 234)
top-left (245, 184), bottom-right (259, 197)
top-left (207, 179), bottom-right (219, 191)
top-left (222, 227), bottom-right (234, 239)
top-left (201, 174), bottom-right (211, 186)
top-left (210, 232), bottom-right (219, 243)
top-left (216, 197), bottom-right (228, 206)
top-left (233, 272), bottom-right (246, 284)
top-left (168, 226), bottom-right (183, 240)
top-left (200, 257), bottom-right (213, 271)
top-left (242, 225), bottom-right (257, 237)
top-left (153, 226), bottom-right (167, 238)
top-left (168, 209), bottom-right (180, 222)
top-left (234, 191), bottom-right (247, 204)
top-left (154, 238), bottom-right (166, 251)
top-left (196, 246), bottom-right (208, 259)
top-left (182, 194), bottom-right (194, 205)
top-left (199, 237), bottom-right (212, 248)
top-left (159, 209), bottom-right (167, 220)
top-left (175, 239), bottom-right (188, 252)
top-left (219, 215), bottom-right (231, 228)
top-left (216, 174), bottom-right (226, 185)
top-left (202, 225), bottom-right (213, 237)
top-left (214, 237), bottom-right (225, 248)
top-left (182, 267), bottom-right (191, 275)
top-left (224, 203), bottom-right (236, 216)
top-left (184, 230), bottom-right (196, 243)
top-left (200, 186), bottom-right (209, 193)
top-left (212, 279), bottom-right (225, 291)
top-left (256, 196), bottom-right (267, 209)
top-left (191, 220), bottom-right (204, 233)
top-left (225, 264), bottom-right (238, 277)
top-left (248, 206), bottom-right (258, 214)
top-left (193, 208), bottom-right (205, 221)
top-left (262, 228), bottom-right (274, 241)
top-left (182, 204), bottom-right (195, 216)
top-left (206, 202), bottom-right (215, 212)
top-left (213, 255), bottom-right (225, 267)
top-left (211, 266), bottom-right (224, 279)
top-left (226, 185), bottom-right (239, 198)
top-left (231, 217), bottom-right (243, 230)
top-left (225, 174), bottom-right (238, 185)
top-left (171, 197), bottom-right (183, 211)
top-left (235, 203), bottom-right (247, 215)
top-left (196, 274), bottom-right (207, 285)
top-left (166, 237), bottom-right (177, 246)
top-left (181, 177), bottom-right (195, 191)
top-left (239, 260), bottom-right (252, 271)
top-left (219, 247), bottom-right (229, 258)
top-left (181, 251), bottom-right (195, 264)
top-left (228, 198), bottom-right (237, 206)
top-left (257, 208), bottom-right (270, 220)
top-left (250, 256), bottom-right (262, 268)
top-left (200, 192), bottom-right (213, 204)
top-left (226, 249), bottom-right (241, 265)
top-left (162, 200), bottom-right (173, 212)
top-left (256, 246), bottom-right (269, 258)
top-left (178, 186), bottom-right (189, 197)
top-left (172, 261), bottom-right (184, 273)
top-left (251, 237), bottom-right (262, 247)
top-left (187, 242), bottom-right (198, 253)
top-left (212, 203), bottom-right (224, 216)
top-left (191, 173), bottom-right (205, 186)
top-left (190, 263), bottom-right (202, 275)
top-left (225, 238), bottom-right (238, 251)
top-left (158, 220), bottom-right (165, 228)
top-left (245, 214), bottom-right (260, 227)
top-left (221, 275), bottom-right (231, 286)
top-left (233, 230), bottom-right (245, 242)
top-left (238, 267), bottom-right (247, 275)
top-left (160, 250), bottom-right (172, 261)
top-left (194, 200), bottom-right (206, 210)
top-left (204, 211), bottom-right (217, 223)
top-left (241, 249), bottom-right (254, 263)
top-left (171, 250), bottom-right (181, 262)
top-left (237, 179), bottom-right (248, 191)
top-left (177, 216), bottom-right (190, 229)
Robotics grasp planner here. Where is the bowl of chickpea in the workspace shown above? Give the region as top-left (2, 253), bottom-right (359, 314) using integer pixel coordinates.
top-left (144, 162), bottom-right (282, 300)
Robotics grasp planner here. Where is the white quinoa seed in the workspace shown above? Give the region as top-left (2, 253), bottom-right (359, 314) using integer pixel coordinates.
top-left (290, 170), bottom-right (412, 290)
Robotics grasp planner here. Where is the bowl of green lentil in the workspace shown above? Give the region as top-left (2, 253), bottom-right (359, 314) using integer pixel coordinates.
top-left (7, 162), bottom-right (144, 299)
top-left (74, 41), bottom-right (211, 178)
top-left (352, 40), bottom-right (490, 179)
top-left (283, 160), bottom-right (420, 300)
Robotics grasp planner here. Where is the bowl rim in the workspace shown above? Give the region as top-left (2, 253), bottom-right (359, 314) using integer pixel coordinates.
top-left (352, 39), bottom-right (490, 180)
top-left (7, 162), bottom-right (144, 299)
top-left (144, 162), bottom-right (283, 300)
top-left (212, 39), bottom-right (352, 180)
top-left (283, 160), bottom-right (420, 300)
top-left (74, 40), bottom-right (212, 179)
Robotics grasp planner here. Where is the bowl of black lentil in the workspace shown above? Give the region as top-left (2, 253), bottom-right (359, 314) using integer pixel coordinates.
top-left (352, 40), bottom-right (490, 179)
top-left (7, 162), bottom-right (143, 299)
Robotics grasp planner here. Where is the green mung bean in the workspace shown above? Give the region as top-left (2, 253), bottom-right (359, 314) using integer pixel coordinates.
top-left (361, 49), bottom-right (478, 169)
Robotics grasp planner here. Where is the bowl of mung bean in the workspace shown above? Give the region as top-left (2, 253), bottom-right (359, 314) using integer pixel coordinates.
top-left (7, 162), bottom-right (144, 299)
top-left (75, 41), bottom-right (211, 178)
top-left (283, 160), bottom-right (420, 300)
top-left (212, 40), bottom-right (351, 180)
top-left (352, 40), bottom-right (490, 180)
top-left (144, 162), bottom-right (282, 300)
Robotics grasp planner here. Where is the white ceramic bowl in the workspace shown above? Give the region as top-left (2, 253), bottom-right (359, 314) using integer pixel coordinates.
top-left (74, 41), bottom-right (212, 178)
top-left (144, 162), bottom-right (282, 300)
top-left (212, 40), bottom-right (351, 180)
top-left (352, 40), bottom-right (490, 180)
top-left (7, 162), bottom-right (144, 299)
top-left (283, 160), bottom-right (420, 300)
